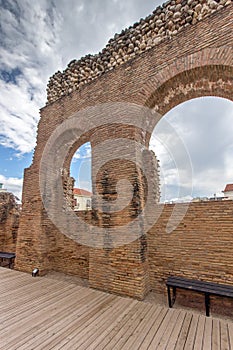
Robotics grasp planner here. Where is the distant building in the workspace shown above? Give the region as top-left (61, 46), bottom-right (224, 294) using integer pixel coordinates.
top-left (73, 188), bottom-right (92, 211)
top-left (192, 197), bottom-right (209, 202)
top-left (192, 195), bottom-right (225, 202)
top-left (0, 183), bottom-right (7, 192)
top-left (222, 184), bottom-right (233, 199)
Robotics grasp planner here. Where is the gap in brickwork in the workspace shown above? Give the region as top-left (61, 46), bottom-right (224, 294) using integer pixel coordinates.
top-left (70, 142), bottom-right (92, 211)
top-left (150, 96), bottom-right (233, 203)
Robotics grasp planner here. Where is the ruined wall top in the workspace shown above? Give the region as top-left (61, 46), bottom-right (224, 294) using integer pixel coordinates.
top-left (0, 192), bottom-right (20, 221)
top-left (46, 0), bottom-right (231, 105)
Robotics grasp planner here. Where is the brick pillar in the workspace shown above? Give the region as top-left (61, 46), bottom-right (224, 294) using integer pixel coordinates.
top-left (15, 166), bottom-right (50, 275)
top-left (88, 125), bottom-right (158, 299)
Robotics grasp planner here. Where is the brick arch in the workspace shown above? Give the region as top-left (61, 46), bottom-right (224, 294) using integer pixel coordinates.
top-left (63, 123), bottom-right (151, 230)
top-left (146, 65), bottom-right (232, 113)
top-left (63, 124), bottom-right (147, 172)
top-left (138, 47), bottom-right (233, 145)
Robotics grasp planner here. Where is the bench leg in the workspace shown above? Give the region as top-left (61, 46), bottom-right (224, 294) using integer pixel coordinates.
top-left (9, 258), bottom-right (14, 269)
top-left (172, 287), bottom-right (176, 306)
top-left (167, 286), bottom-right (176, 308)
top-left (205, 293), bottom-right (210, 317)
top-left (167, 286), bottom-right (172, 308)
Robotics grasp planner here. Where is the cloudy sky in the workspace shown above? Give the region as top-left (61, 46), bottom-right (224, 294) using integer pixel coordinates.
top-left (0, 0), bottom-right (233, 201)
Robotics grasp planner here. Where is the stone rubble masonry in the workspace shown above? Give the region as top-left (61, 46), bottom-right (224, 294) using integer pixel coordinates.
top-left (0, 192), bottom-right (20, 253)
top-left (47, 0), bottom-right (232, 104)
top-left (14, 1), bottom-right (233, 301)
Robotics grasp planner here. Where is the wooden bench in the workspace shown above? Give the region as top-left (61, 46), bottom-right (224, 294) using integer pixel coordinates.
top-left (166, 276), bottom-right (233, 317)
top-left (0, 251), bottom-right (16, 269)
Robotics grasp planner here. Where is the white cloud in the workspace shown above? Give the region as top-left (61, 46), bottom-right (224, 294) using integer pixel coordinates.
top-left (73, 143), bottom-right (91, 160)
top-left (0, 78), bottom-right (41, 153)
top-left (151, 97), bottom-right (233, 201)
top-left (0, 0), bottom-right (161, 156)
top-left (0, 174), bottom-right (23, 200)
top-left (0, 0), bottom-right (62, 154)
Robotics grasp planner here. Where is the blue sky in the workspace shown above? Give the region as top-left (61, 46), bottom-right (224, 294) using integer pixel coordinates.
top-left (0, 0), bottom-right (233, 201)
top-left (70, 142), bottom-right (92, 192)
top-left (0, 145), bottom-right (32, 177)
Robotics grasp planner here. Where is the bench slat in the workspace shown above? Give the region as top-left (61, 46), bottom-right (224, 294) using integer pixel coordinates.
top-left (167, 277), bottom-right (233, 297)
top-left (0, 252), bottom-right (16, 269)
top-left (0, 252), bottom-right (16, 259)
top-left (167, 281), bottom-right (233, 293)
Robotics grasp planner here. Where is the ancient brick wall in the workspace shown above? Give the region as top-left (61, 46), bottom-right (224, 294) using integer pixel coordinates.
top-left (15, 166), bottom-right (90, 278)
top-left (148, 200), bottom-right (233, 317)
top-left (41, 213), bottom-right (89, 280)
top-left (0, 192), bottom-right (20, 253)
top-left (148, 200), bottom-right (233, 293)
top-left (15, 1), bottom-right (233, 300)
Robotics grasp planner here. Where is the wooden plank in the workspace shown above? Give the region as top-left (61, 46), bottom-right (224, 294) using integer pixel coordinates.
top-left (83, 300), bottom-right (139, 350)
top-left (147, 309), bottom-right (177, 349)
top-left (212, 318), bottom-right (221, 350)
top-left (139, 307), bottom-right (168, 349)
top-left (1, 287), bottom-right (97, 349)
top-left (0, 266), bottom-right (12, 273)
top-left (166, 310), bottom-right (187, 350)
top-left (35, 295), bottom-right (119, 349)
top-left (11, 290), bottom-right (108, 350)
top-left (220, 320), bottom-right (230, 350)
top-left (183, 314), bottom-right (199, 350)
top-left (113, 303), bottom-right (153, 350)
top-left (93, 301), bottom-right (153, 350)
top-left (0, 273), bottom-right (33, 286)
top-left (1, 288), bottom-right (94, 349)
top-left (44, 296), bottom-right (124, 350)
top-left (0, 282), bottom-right (80, 326)
top-left (0, 279), bottom-right (69, 316)
top-left (120, 305), bottom-right (161, 350)
top-left (0, 282), bottom-right (73, 325)
top-left (76, 301), bottom-right (151, 350)
top-left (117, 305), bottom-right (159, 350)
top-left (61, 297), bottom-right (135, 350)
top-left (93, 300), bottom-right (142, 350)
top-left (154, 309), bottom-right (182, 350)
top-left (11, 291), bottom-right (111, 350)
top-left (202, 317), bottom-right (212, 350)
top-left (79, 300), bottom-right (138, 350)
top-left (174, 312), bottom-right (193, 350)
top-left (227, 322), bottom-right (233, 350)
top-left (193, 315), bottom-right (206, 350)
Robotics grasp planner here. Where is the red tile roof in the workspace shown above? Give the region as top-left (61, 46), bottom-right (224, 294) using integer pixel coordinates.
top-left (223, 184), bottom-right (233, 192)
top-left (73, 188), bottom-right (92, 197)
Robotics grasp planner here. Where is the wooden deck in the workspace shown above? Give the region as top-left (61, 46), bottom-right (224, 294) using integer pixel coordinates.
top-left (0, 268), bottom-right (232, 349)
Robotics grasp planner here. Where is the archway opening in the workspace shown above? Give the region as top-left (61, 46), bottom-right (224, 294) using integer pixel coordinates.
top-left (70, 142), bottom-right (92, 211)
top-left (150, 96), bottom-right (233, 203)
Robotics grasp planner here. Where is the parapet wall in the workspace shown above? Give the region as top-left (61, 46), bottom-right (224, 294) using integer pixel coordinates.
top-left (47, 0), bottom-right (232, 104)
top-left (149, 200), bottom-right (233, 292)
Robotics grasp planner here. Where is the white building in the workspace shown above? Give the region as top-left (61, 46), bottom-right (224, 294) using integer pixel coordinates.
top-left (222, 184), bottom-right (233, 199)
top-left (73, 188), bottom-right (92, 211)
